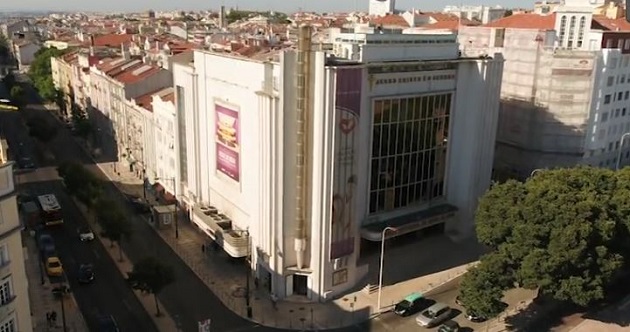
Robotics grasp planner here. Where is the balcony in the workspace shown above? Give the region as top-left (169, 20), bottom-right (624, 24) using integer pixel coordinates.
top-left (0, 295), bottom-right (16, 319)
top-left (191, 205), bottom-right (249, 258)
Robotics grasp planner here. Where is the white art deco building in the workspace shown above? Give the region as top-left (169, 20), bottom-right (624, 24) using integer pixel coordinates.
top-left (173, 25), bottom-right (503, 302)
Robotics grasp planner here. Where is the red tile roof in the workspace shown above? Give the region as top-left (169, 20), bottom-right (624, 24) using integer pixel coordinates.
top-left (134, 92), bottom-right (155, 112)
top-left (592, 15), bottom-right (630, 31)
top-left (370, 14), bottom-right (410, 28)
top-left (113, 63), bottom-right (162, 85)
top-left (92, 34), bottom-right (134, 47)
top-left (484, 13), bottom-right (556, 29)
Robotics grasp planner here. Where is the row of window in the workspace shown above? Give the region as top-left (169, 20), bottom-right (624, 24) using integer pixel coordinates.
top-left (605, 74), bottom-right (630, 87)
top-left (365, 39), bottom-right (455, 45)
top-left (558, 15), bottom-right (586, 49)
top-left (599, 107), bottom-right (628, 123)
top-left (368, 63), bottom-right (457, 74)
top-left (374, 74), bottom-right (456, 85)
top-left (369, 94), bottom-right (451, 214)
top-left (602, 90), bottom-right (630, 104)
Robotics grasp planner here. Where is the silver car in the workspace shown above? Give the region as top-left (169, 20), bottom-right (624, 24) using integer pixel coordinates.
top-left (416, 302), bottom-right (452, 327)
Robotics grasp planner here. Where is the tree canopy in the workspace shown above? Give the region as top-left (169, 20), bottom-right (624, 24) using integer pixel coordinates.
top-left (28, 47), bottom-right (66, 101)
top-left (57, 161), bottom-right (102, 207)
top-left (127, 256), bottom-right (175, 316)
top-left (461, 166), bottom-right (630, 316)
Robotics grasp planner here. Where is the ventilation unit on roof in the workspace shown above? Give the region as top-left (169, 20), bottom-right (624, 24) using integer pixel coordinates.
top-left (132, 65), bottom-right (153, 76)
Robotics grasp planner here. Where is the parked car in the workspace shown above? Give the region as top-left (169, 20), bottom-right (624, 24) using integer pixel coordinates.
top-left (465, 309), bottom-right (487, 322)
top-left (46, 256), bottom-right (63, 277)
top-left (128, 196), bottom-right (151, 214)
top-left (416, 302), bottom-right (452, 327)
top-left (456, 295), bottom-right (488, 322)
top-left (37, 234), bottom-right (56, 256)
top-left (394, 292), bottom-right (433, 316)
top-left (78, 264), bottom-right (94, 283)
top-left (97, 315), bottom-right (119, 332)
top-left (18, 156), bottom-right (35, 169)
top-left (77, 226), bottom-right (95, 242)
top-left (438, 320), bottom-right (460, 332)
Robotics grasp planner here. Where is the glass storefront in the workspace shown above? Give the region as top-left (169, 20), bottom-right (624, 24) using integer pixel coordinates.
top-left (369, 94), bottom-right (452, 214)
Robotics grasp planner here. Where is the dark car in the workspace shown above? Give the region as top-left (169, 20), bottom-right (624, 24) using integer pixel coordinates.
top-left (438, 320), bottom-right (460, 332)
top-left (97, 315), bottom-right (119, 332)
top-left (17, 192), bottom-right (34, 209)
top-left (394, 292), bottom-right (433, 316)
top-left (465, 309), bottom-right (487, 322)
top-left (78, 264), bottom-right (94, 283)
top-left (128, 196), bottom-right (151, 214)
top-left (18, 156), bottom-right (35, 169)
top-left (37, 234), bottom-right (56, 256)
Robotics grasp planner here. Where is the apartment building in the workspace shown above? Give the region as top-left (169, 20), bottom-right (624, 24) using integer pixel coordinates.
top-left (459, 0), bottom-right (630, 179)
top-left (150, 88), bottom-right (177, 194)
top-left (174, 25), bottom-right (502, 302)
top-left (443, 5), bottom-right (507, 24)
top-left (0, 160), bottom-right (33, 331)
top-left (89, 53), bottom-right (172, 169)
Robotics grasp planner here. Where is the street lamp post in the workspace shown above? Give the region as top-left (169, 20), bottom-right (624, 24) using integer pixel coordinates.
top-left (156, 177), bottom-right (178, 239)
top-left (616, 132), bottom-right (630, 170)
top-left (244, 228), bottom-right (252, 318)
top-left (142, 169), bottom-right (147, 200)
top-left (377, 226), bottom-right (397, 314)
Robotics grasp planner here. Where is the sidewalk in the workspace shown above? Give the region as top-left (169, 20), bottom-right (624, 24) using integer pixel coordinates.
top-left (24, 232), bottom-right (88, 332)
top-left (92, 157), bottom-right (478, 330)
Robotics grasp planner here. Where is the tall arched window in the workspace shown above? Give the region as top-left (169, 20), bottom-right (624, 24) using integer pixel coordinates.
top-left (577, 16), bottom-right (586, 48)
top-left (568, 16), bottom-right (577, 48)
top-left (559, 16), bottom-right (567, 46)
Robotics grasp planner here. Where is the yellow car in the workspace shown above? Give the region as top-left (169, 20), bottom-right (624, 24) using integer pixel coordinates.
top-left (46, 257), bottom-right (63, 277)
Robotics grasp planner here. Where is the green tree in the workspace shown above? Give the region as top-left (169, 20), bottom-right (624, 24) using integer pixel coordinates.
top-left (28, 47), bottom-right (66, 101)
top-left (127, 257), bottom-right (175, 316)
top-left (465, 166), bottom-right (630, 316)
top-left (57, 162), bottom-right (103, 207)
top-left (101, 217), bottom-right (132, 261)
top-left (459, 256), bottom-right (510, 318)
top-left (9, 85), bottom-right (24, 105)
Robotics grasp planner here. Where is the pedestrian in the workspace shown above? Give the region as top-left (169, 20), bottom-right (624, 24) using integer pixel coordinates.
top-left (271, 292), bottom-right (278, 311)
top-left (254, 277), bottom-right (259, 290)
top-left (45, 312), bottom-right (51, 327)
top-left (201, 244), bottom-right (205, 253)
top-left (51, 311), bottom-right (57, 325)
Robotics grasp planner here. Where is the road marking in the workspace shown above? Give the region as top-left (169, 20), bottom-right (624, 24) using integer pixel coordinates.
top-left (93, 249), bottom-right (100, 259)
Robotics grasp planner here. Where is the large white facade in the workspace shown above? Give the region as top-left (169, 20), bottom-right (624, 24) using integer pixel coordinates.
top-left (459, 2), bottom-right (630, 179)
top-left (152, 88), bottom-right (178, 194)
top-left (176, 28), bottom-right (502, 302)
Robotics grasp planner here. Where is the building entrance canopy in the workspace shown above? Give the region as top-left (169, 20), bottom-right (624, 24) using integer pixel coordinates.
top-left (360, 204), bottom-right (457, 241)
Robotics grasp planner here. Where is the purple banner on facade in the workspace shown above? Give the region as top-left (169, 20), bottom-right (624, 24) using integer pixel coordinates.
top-left (330, 67), bottom-right (362, 261)
top-left (215, 104), bottom-right (240, 182)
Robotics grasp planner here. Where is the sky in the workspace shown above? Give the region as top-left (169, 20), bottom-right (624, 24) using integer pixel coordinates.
top-left (0, 0), bottom-right (524, 14)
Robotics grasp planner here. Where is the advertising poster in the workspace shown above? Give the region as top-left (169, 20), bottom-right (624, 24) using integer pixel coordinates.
top-left (215, 104), bottom-right (240, 182)
top-left (330, 67), bottom-right (362, 261)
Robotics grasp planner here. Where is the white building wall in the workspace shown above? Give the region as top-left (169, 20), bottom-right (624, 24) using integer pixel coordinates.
top-left (153, 95), bottom-right (178, 194)
top-left (173, 62), bottom-right (199, 203)
top-left (193, 51), bottom-right (264, 234)
top-left (447, 58), bottom-right (503, 236)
